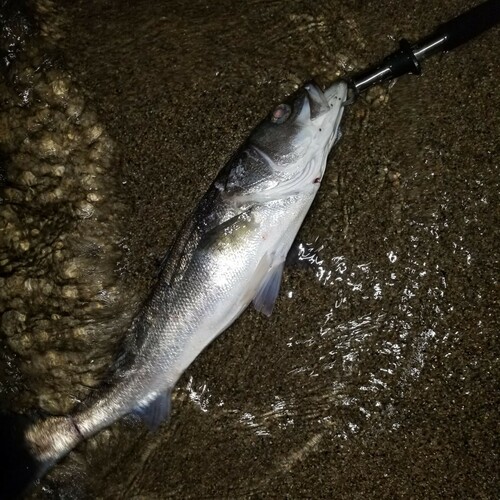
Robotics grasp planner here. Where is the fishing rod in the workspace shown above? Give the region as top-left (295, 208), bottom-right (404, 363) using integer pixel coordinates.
top-left (346, 0), bottom-right (500, 96)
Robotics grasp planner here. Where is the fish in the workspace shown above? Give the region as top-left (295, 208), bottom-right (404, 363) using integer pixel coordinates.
top-left (0, 80), bottom-right (347, 498)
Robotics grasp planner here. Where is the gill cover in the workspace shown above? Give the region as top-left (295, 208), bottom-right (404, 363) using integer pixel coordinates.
top-left (250, 81), bottom-right (346, 169)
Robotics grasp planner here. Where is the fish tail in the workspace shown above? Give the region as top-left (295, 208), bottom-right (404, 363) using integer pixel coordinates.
top-left (0, 412), bottom-right (43, 499)
top-left (0, 412), bottom-right (82, 499)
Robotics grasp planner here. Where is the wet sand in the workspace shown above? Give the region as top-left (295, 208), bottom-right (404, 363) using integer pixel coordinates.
top-left (1, 0), bottom-right (499, 498)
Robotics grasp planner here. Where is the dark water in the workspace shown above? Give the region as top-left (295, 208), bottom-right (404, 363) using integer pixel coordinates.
top-left (1, 0), bottom-right (499, 498)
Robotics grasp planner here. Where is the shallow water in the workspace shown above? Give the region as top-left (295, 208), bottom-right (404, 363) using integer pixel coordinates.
top-left (1, 0), bottom-right (499, 498)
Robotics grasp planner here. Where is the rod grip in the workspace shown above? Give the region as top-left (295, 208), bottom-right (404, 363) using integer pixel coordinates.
top-left (435, 0), bottom-right (500, 52)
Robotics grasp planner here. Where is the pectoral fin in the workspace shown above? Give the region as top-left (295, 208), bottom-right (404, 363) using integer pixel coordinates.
top-left (199, 208), bottom-right (255, 251)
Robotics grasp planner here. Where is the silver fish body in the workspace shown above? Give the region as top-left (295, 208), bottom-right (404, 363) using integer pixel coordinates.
top-left (25, 81), bottom-right (348, 468)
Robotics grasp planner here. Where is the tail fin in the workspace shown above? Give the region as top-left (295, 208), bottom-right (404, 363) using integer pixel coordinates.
top-left (0, 412), bottom-right (84, 499)
top-left (0, 412), bottom-right (44, 499)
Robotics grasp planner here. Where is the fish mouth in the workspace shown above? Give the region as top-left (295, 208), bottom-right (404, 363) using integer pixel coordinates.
top-left (302, 81), bottom-right (348, 121)
top-left (323, 80), bottom-right (348, 106)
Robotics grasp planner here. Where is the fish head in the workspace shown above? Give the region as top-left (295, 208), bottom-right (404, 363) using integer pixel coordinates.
top-left (220, 81), bottom-right (347, 202)
top-left (249, 80), bottom-right (347, 178)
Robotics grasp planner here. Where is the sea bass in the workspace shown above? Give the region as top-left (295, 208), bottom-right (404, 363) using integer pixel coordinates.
top-left (1, 81), bottom-right (347, 497)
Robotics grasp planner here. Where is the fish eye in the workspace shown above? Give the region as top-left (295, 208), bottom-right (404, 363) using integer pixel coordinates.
top-left (270, 103), bottom-right (291, 124)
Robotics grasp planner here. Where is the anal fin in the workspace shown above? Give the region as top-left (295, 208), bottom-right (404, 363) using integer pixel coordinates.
top-left (135, 389), bottom-right (172, 431)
